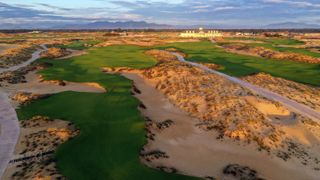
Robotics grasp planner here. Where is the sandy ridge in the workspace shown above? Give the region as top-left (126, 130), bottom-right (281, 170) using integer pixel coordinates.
top-left (172, 52), bottom-right (320, 122)
top-left (122, 72), bottom-right (318, 180)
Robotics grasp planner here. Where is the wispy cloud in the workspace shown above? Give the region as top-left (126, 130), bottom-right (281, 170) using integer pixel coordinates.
top-left (37, 3), bottom-right (73, 11)
top-left (262, 0), bottom-right (320, 8)
top-left (0, 0), bottom-right (319, 28)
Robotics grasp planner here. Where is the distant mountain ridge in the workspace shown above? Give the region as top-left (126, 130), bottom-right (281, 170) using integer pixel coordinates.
top-left (0, 20), bottom-right (173, 30)
top-left (1, 20), bottom-right (320, 29)
top-left (54, 21), bottom-right (174, 29)
top-left (264, 22), bottom-right (320, 29)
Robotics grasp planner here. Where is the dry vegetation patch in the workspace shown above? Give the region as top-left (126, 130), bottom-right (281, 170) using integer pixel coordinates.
top-left (242, 73), bottom-right (320, 111)
top-left (223, 164), bottom-right (264, 180)
top-left (222, 43), bottom-right (320, 64)
top-left (0, 44), bottom-right (18, 54)
top-left (0, 44), bottom-right (37, 68)
top-left (145, 49), bottom-right (177, 63)
top-left (141, 60), bottom-right (320, 170)
top-left (96, 33), bottom-right (198, 47)
top-left (4, 116), bottom-right (79, 180)
top-left (11, 92), bottom-right (50, 105)
top-left (0, 66), bottom-right (34, 85)
top-left (40, 48), bottom-right (71, 59)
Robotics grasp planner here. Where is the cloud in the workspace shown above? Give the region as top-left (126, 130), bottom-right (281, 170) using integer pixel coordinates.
top-left (262, 0), bottom-right (320, 8)
top-left (37, 3), bottom-right (72, 11)
top-left (0, 0), bottom-right (319, 28)
top-left (192, 5), bottom-right (210, 9)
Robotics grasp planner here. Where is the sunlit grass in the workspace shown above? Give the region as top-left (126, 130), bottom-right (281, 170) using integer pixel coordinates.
top-left (157, 41), bottom-right (320, 86)
top-left (17, 45), bottom-right (197, 180)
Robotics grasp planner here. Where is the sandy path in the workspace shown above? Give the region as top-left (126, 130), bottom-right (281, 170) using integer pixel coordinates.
top-left (123, 72), bottom-right (318, 179)
top-left (0, 90), bottom-right (20, 179)
top-left (173, 53), bottom-right (320, 122)
top-left (0, 45), bottom-right (47, 74)
top-left (0, 45), bottom-right (48, 179)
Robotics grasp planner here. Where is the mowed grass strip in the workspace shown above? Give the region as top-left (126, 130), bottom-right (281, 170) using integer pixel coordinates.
top-left (157, 41), bottom-right (320, 86)
top-left (17, 45), bottom-right (198, 180)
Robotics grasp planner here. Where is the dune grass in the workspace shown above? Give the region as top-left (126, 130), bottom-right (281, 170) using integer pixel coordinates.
top-left (243, 42), bottom-right (320, 58)
top-left (16, 45), bottom-right (197, 180)
top-left (157, 41), bottom-right (320, 86)
top-left (225, 37), bottom-right (305, 45)
top-left (225, 37), bottom-right (320, 58)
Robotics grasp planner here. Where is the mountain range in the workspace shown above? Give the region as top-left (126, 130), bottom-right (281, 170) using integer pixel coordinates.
top-left (0, 21), bottom-right (319, 29)
top-left (263, 22), bottom-right (320, 29)
top-left (57, 21), bottom-right (173, 29)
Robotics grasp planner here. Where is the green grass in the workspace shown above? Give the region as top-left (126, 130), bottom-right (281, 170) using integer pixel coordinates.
top-left (157, 41), bottom-right (320, 86)
top-left (264, 38), bottom-right (304, 46)
top-left (17, 45), bottom-right (198, 180)
top-left (270, 46), bottom-right (320, 58)
top-left (59, 40), bottom-right (102, 50)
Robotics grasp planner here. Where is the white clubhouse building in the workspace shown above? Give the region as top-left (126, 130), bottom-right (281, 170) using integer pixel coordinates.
top-left (180, 27), bottom-right (223, 38)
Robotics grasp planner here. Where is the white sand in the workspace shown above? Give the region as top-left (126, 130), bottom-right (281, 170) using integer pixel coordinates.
top-left (3, 71), bottom-right (106, 96)
top-left (123, 72), bottom-right (319, 180)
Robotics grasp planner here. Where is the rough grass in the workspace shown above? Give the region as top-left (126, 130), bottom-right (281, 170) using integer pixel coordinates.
top-left (225, 37), bottom-right (320, 58)
top-left (59, 40), bottom-right (102, 50)
top-left (225, 37), bottom-right (305, 45)
top-left (157, 41), bottom-right (320, 86)
top-left (16, 45), bottom-right (197, 180)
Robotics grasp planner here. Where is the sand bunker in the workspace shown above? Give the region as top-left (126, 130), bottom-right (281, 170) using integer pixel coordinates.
top-left (2, 71), bottom-right (106, 96)
top-left (245, 96), bottom-right (291, 116)
top-left (0, 67), bottom-right (105, 110)
top-left (123, 72), bottom-right (319, 180)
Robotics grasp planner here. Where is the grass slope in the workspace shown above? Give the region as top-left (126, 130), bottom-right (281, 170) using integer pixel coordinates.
top-left (157, 41), bottom-right (320, 86)
top-left (17, 45), bottom-right (197, 180)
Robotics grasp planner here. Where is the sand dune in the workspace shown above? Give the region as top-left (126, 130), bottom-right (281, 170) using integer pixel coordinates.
top-left (123, 72), bottom-right (319, 180)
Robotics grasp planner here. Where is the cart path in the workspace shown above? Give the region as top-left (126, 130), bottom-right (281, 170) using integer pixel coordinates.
top-left (0, 91), bottom-right (20, 179)
top-left (0, 44), bottom-right (47, 73)
top-left (0, 45), bottom-right (47, 179)
top-left (172, 52), bottom-right (320, 122)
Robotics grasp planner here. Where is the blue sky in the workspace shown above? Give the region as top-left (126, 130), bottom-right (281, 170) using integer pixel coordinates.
top-left (0, 0), bottom-right (319, 27)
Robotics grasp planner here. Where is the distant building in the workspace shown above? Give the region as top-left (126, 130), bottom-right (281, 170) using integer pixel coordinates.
top-left (180, 27), bottom-right (222, 38)
top-left (119, 31), bottom-right (128, 36)
top-left (28, 31), bottom-right (41, 34)
top-left (235, 32), bottom-right (254, 36)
